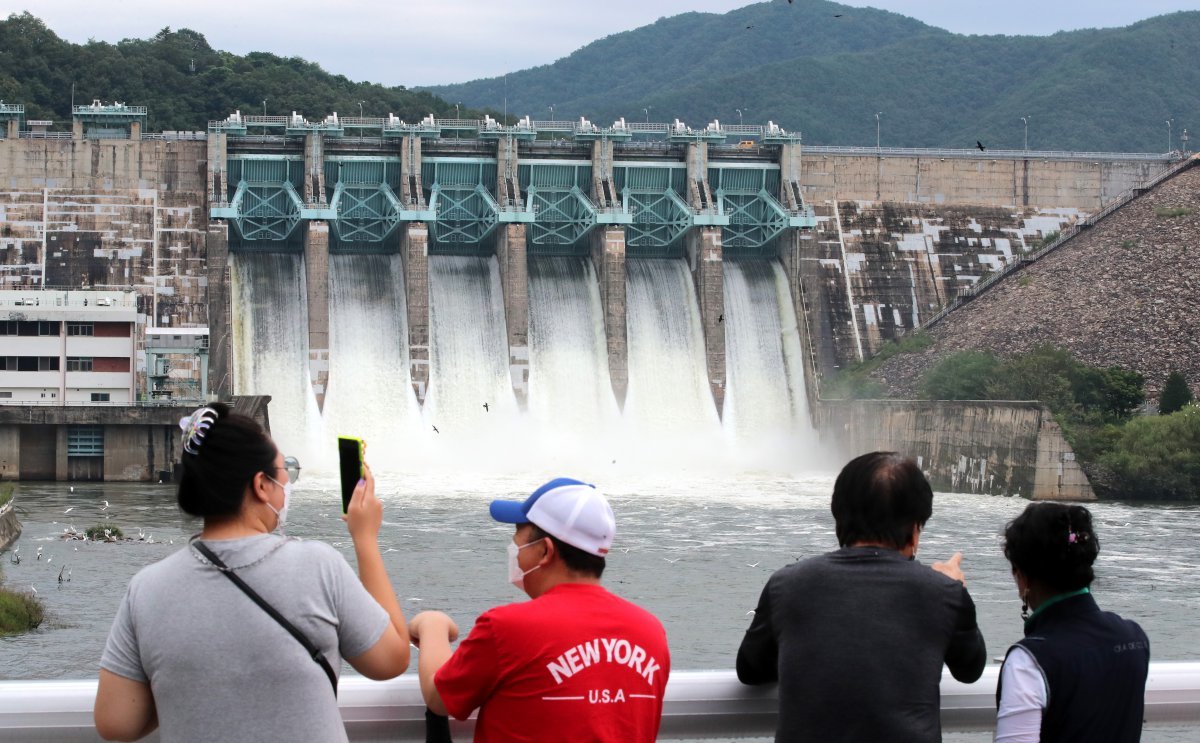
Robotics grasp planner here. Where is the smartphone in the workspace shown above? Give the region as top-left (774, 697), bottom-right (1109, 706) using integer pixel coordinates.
top-left (337, 436), bottom-right (365, 514)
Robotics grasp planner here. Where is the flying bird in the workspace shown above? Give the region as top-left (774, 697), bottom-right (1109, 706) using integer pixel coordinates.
top-left (746, 24), bottom-right (755, 29)
top-left (482, 402), bottom-right (489, 412)
top-left (718, 314), bottom-right (724, 323)
top-left (976, 141), bottom-right (986, 151)
top-left (432, 425), bottom-right (440, 434)
top-left (834, 13), bottom-right (844, 17)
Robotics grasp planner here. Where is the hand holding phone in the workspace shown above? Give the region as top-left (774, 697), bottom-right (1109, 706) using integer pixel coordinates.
top-left (338, 436), bottom-right (365, 514)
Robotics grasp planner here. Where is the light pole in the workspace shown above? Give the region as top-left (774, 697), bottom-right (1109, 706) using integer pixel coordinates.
top-left (1166, 119), bottom-right (1173, 153)
top-left (875, 111), bottom-right (882, 150)
top-left (1021, 116), bottom-right (1029, 151)
top-left (549, 105), bottom-right (554, 122)
top-left (736, 108), bottom-right (744, 126)
top-left (262, 99), bottom-right (267, 118)
top-left (454, 102), bottom-right (460, 120)
top-left (358, 101), bottom-right (364, 119)
top-left (643, 106), bottom-right (651, 123)
top-left (1183, 128), bottom-right (1191, 154)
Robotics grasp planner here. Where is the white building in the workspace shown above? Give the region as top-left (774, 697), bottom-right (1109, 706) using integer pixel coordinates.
top-left (0, 291), bottom-right (137, 404)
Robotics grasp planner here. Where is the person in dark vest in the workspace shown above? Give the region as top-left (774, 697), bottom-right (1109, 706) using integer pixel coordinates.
top-left (995, 502), bottom-right (1150, 742)
top-left (737, 451), bottom-right (987, 742)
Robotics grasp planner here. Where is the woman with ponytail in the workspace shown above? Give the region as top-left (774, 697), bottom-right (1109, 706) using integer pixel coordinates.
top-left (94, 404), bottom-right (410, 742)
top-left (995, 503), bottom-right (1149, 742)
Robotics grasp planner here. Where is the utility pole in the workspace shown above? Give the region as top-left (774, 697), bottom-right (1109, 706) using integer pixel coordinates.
top-left (875, 111), bottom-right (882, 150)
top-left (1021, 116), bottom-right (1029, 151)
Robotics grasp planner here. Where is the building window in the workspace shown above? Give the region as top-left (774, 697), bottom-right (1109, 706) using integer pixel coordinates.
top-left (0, 321), bottom-right (16, 335)
top-left (67, 322), bottom-right (95, 336)
top-left (67, 357), bottom-right (94, 372)
top-left (90, 392), bottom-right (111, 402)
top-left (39, 356), bottom-right (60, 371)
top-left (0, 391), bottom-right (11, 399)
top-left (0, 357), bottom-right (14, 371)
top-left (39, 321), bottom-right (59, 336)
top-left (10, 356), bottom-right (59, 372)
top-left (67, 425), bottom-right (104, 456)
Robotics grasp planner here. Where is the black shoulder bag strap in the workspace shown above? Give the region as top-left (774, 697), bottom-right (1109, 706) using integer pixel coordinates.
top-left (192, 540), bottom-right (338, 695)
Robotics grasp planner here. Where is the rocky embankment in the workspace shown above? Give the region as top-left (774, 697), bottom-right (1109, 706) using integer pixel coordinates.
top-left (872, 159), bottom-right (1200, 400)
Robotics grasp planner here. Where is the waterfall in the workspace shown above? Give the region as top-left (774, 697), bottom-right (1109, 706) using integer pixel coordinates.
top-left (527, 256), bottom-right (620, 443)
top-left (624, 258), bottom-right (720, 436)
top-left (322, 254), bottom-right (421, 465)
top-left (722, 259), bottom-right (814, 445)
top-left (425, 255), bottom-right (518, 438)
top-left (230, 252), bottom-right (324, 464)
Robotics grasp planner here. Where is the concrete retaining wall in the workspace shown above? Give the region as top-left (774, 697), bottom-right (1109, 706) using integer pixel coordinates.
top-left (815, 399), bottom-right (1094, 500)
top-left (0, 498), bottom-right (19, 553)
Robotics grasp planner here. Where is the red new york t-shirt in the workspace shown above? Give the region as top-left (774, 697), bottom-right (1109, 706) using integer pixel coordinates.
top-left (434, 582), bottom-right (670, 743)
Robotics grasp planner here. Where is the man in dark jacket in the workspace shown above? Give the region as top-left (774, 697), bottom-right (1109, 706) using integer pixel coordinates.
top-left (737, 451), bottom-right (987, 742)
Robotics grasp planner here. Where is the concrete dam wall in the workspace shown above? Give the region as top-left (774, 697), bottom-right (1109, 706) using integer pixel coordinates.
top-left (0, 126), bottom-right (1176, 482)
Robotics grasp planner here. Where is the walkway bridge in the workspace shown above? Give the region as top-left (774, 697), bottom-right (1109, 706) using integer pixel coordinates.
top-left (204, 112), bottom-right (818, 411)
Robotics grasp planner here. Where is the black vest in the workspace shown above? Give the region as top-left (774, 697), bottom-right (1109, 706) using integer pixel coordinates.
top-left (997, 592), bottom-right (1149, 742)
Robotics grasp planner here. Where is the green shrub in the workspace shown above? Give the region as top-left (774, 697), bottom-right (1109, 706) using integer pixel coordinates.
top-left (0, 484), bottom-right (12, 509)
top-left (1161, 371), bottom-right (1194, 415)
top-left (919, 350), bottom-right (1002, 400)
top-left (1120, 240), bottom-right (1137, 250)
top-left (1154, 207), bottom-right (1195, 218)
top-left (822, 332), bottom-right (933, 400)
top-left (85, 524), bottom-right (124, 541)
top-left (1100, 404), bottom-right (1200, 500)
top-left (0, 588), bottom-right (45, 636)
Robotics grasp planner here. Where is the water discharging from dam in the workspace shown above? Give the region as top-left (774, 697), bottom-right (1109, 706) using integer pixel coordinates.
top-left (722, 259), bottom-right (814, 446)
top-left (425, 255), bottom-right (518, 437)
top-left (323, 254), bottom-right (421, 464)
top-left (232, 252), bottom-right (818, 472)
top-left (527, 257), bottom-right (620, 439)
top-left (624, 258), bottom-right (721, 436)
top-left (231, 252), bottom-right (324, 461)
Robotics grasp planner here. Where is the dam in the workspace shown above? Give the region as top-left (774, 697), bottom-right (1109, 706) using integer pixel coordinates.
top-left (0, 101), bottom-right (1180, 477)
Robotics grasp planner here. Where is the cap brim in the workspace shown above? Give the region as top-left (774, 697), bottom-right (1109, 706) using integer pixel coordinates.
top-left (489, 499), bottom-right (528, 524)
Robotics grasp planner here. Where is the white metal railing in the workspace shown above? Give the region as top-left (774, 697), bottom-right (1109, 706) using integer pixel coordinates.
top-left (804, 144), bottom-right (1173, 162)
top-left (0, 665), bottom-right (1197, 741)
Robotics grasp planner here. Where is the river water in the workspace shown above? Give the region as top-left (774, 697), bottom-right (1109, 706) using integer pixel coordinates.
top-left (2, 474), bottom-right (1197, 741)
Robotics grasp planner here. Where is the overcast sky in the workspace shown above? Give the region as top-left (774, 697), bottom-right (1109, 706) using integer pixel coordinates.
top-left (5, 1), bottom-right (1194, 86)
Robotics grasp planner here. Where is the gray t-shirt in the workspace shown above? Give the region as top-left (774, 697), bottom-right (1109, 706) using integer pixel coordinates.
top-left (101, 533), bottom-right (390, 743)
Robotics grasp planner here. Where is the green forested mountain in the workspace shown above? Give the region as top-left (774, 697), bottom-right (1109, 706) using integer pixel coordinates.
top-left (0, 13), bottom-right (466, 131)
top-left (430, 1), bottom-right (1200, 153)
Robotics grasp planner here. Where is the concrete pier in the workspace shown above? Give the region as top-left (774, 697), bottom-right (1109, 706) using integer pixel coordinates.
top-left (687, 227), bottom-right (725, 413)
top-left (496, 224), bottom-right (530, 407)
top-left (206, 222), bottom-right (233, 400)
top-left (590, 226), bottom-right (628, 408)
top-left (304, 222), bottom-right (330, 409)
top-left (402, 224), bottom-right (430, 403)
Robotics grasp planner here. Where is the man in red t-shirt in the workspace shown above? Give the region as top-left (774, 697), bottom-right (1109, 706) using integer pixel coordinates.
top-left (408, 477), bottom-right (670, 742)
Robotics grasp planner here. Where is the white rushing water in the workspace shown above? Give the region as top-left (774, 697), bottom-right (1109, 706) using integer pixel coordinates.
top-left (424, 255), bottom-right (519, 440)
top-left (624, 258), bottom-right (721, 439)
top-left (231, 252), bottom-right (324, 463)
top-left (323, 254), bottom-right (422, 467)
top-left (527, 256), bottom-right (620, 440)
top-left (722, 259), bottom-right (816, 450)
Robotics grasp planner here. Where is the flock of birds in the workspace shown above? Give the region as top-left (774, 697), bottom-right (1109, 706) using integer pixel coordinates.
top-left (6, 496), bottom-right (171, 595)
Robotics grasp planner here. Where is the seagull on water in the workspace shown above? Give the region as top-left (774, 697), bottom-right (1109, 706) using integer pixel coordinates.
top-left (747, 562), bottom-right (761, 568)
top-left (36, 546), bottom-right (43, 560)
top-left (101, 500), bottom-right (110, 511)
top-left (64, 507), bottom-right (74, 514)
top-left (663, 557), bottom-right (681, 564)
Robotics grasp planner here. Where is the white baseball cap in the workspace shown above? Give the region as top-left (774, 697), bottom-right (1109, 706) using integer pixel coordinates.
top-left (489, 477), bottom-right (615, 556)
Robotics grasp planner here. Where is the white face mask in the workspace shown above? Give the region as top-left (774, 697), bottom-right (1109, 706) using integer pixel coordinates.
top-left (266, 475), bottom-right (292, 532)
top-left (507, 539), bottom-right (542, 591)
